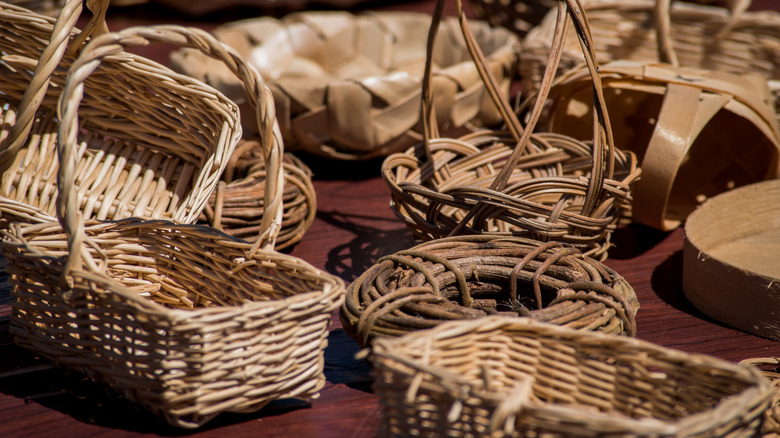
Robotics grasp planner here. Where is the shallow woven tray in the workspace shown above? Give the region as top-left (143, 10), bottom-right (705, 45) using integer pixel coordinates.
top-left (683, 179), bottom-right (780, 342)
top-left (340, 234), bottom-right (639, 347)
top-left (170, 11), bottom-right (519, 160)
top-left (367, 316), bottom-right (772, 437)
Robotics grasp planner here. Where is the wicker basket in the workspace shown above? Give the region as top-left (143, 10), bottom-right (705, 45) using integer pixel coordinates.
top-left (0, 0), bottom-right (284, 243)
top-left (367, 316), bottom-right (772, 437)
top-left (169, 10), bottom-right (520, 160)
top-left (1, 25), bottom-right (344, 429)
top-left (200, 138), bottom-right (316, 250)
top-left (340, 234), bottom-right (638, 347)
top-left (541, 60), bottom-right (780, 230)
top-left (470, 0), bottom-right (558, 38)
top-left (741, 357), bottom-right (780, 437)
top-left (382, 0), bottom-right (639, 261)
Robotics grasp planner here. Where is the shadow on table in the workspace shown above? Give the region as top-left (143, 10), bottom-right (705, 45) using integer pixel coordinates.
top-left (323, 328), bottom-right (373, 393)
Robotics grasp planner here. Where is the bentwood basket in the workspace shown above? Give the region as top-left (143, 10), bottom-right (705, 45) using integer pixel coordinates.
top-left (170, 10), bottom-right (520, 160)
top-left (382, 0), bottom-right (639, 260)
top-left (367, 316), bottom-right (772, 437)
top-left (0, 0), bottom-right (283, 239)
top-left (2, 25), bottom-right (345, 429)
top-left (524, 0), bottom-right (780, 230)
top-left (200, 138), bottom-right (316, 250)
top-left (340, 234), bottom-right (638, 347)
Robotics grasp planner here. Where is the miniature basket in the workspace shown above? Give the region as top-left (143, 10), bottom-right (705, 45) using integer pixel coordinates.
top-left (340, 234), bottom-right (639, 347)
top-left (200, 138), bottom-right (316, 250)
top-left (0, 0), bottom-right (285, 243)
top-left (382, 0), bottom-right (639, 260)
top-left (541, 60), bottom-right (780, 230)
top-left (169, 10), bottom-right (520, 160)
top-left (367, 316), bottom-right (772, 437)
top-left (1, 25), bottom-right (344, 429)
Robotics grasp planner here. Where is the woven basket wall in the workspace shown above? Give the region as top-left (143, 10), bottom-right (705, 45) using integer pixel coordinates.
top-left (0, 25), bottom-right (337, 429)
top-left (170, 11), bottom-right (520, 160)
top-left (368, 316), bottom-right (772, 437)
top-left (340, 234), bottom-right (639, 347)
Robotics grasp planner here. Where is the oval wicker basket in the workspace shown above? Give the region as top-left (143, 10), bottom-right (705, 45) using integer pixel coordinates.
top-left (683, 179), bottom-right (780, 342)
top-left (1, 25), bottom-right (343, 429)
top-left (367, 316), bottom-right (772, 437)
top-left (0, 0), bottom-right (284, 246)
top-left (200, 138), bottom-right (316, 250)
top-left (169, 10), bottom-right (520, 160)
top-left (381, 0), bottom-right (639, 260)
top-left (340, 234), bottom-right (639, 347)
top-left (541, 60), bottom-right (780, 230)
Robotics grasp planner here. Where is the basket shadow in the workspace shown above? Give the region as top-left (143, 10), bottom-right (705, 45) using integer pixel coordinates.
top-left (323, 328), bottom-right (373, 393)
top-left (609, 223), bottom-right (671, 260)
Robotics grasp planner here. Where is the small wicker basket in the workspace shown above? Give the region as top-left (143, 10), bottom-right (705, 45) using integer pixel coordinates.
top-left (382, 0), bottom-right (639, 260)
top-left (200, 138), bottom-right (316, 250)
top-left (340, 234), bottom-right (639, 347)
top-left (2, 25), bottom-right (344, 429)
top-left (0, 0), bottom-right (283, 242)
top-left (169, 10), bottom-right (520, 160)
top-left (367, 316), bottom-right (772, 437)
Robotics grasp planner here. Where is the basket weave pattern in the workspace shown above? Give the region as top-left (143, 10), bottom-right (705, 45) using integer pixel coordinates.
top-left (340, 235), bottom-right (639, 347)
top-left (369, 316), bottom-right (772, 437)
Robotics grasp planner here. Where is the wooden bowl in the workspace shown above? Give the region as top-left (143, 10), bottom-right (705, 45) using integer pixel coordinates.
top-left (683, 179), bottom-right (780, 340)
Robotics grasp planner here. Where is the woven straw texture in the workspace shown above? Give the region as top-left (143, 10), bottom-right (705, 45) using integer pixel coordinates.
top-left (0, 0), bottom-right (285, 249)
top-left (740, 357), bottom-right (780, 437)
top-left (1, 24), bottom-right (344, 429)
top-left (170, 11), bottom-right (520, 160)
top-left (340, 234), bottom-right (638, 347)
top-left (382, 0), bottom-right (639, 261)
top-left (368, 316), bottom-right (772, 437)
top-left (200, 138), bottom-right (316, 250)
top-left (541, 60), bottom-right (780, 230)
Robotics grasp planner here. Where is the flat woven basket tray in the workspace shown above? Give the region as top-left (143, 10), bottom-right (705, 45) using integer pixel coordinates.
top-left (367, 316), bottom-right (772, 437)
top-left (683, 178), bottom-right (780, 341)
top-left (170, 11), bottom-right (520, 160)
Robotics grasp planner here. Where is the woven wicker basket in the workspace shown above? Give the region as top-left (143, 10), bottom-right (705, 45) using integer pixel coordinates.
top-left (2, 25), bottom-right (344, 429)
top-left (340, 234), bottom-right (638, 347)
top-left (0, 0), bottom-right (284, 242)
top-left (200, 138), bottom-right (316, 250)
top-left (367, 316), bottom-right (772, 437)
top-left (382, 0), bottom-right (639, 260)
top-left (741, 357), bottom-right (780, 437)
top-left (541, 60), bottom-right (780, 230)
top-left (169, 11), bottom-right (520, 160)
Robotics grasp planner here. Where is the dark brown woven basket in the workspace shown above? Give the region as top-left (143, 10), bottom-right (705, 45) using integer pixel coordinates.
top-left (381, 0), bottom-right (640, 261)
top-left (340, 234), bottom-right (638, 347)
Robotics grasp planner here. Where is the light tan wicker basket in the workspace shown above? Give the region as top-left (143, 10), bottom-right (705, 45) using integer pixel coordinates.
top-left (201, 138), bottom-right (316, 250)
top-left (367, 316), bottom-right (773, 437)
top-left (523, 0), bottom-right (780, 231)
top-left (0, 0), bottom-right (284, 244)
top-left (1, 25), bottom-right (344, 429)
top-left (541, 60), bottom-right (780, 230)
top-left (340, 234), bottom-right (639, 347)
top-left (381, 0), bottom-right (639, 260)
top-left (169, 10), bottom-right (520, 160)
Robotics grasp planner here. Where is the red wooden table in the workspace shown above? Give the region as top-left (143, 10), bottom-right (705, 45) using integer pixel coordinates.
top-left (1, 1), bottom-right (779, 437)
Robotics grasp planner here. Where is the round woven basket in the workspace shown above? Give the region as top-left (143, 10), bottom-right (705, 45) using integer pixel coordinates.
top-left (340, 234), bottom-right (639, 347)
top-left (540, 60), bottom-right (780, 230)
top-left (200, 138), bottom-right (316, 250)
top-left (2, 24), bottom-right (343, 429)
top-left (381, 0), bottom-right (639, 260)
top-left (367, 316), bottom-right (772, 437)
top-left (169, 10), bottom-right (520, 160)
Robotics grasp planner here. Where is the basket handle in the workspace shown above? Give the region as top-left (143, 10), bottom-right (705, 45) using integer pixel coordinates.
top-left (0, 0), bottom-right (109, 175)
top-left (56, 25), bottom-right (284, 277)
top-left (422, 0), bottom-right (615, 234)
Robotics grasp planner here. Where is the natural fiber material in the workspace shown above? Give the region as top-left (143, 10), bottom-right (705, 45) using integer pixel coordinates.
top-left (740, 357), bottom-right (780, 437)
top-left (170, 11), bottom-right (520, 160)
top-left (340, 234), bottom-right (638, 347)
top-left (200, 138), bottom-right (316, 250)
top-left (470, 0), bottom-right (558, 38)
top-left (367, 316), bottom-right (772, 437)
top-left (382, 0), bottom-right (639, 260)
top-left (1, 25), bottom-right (343, 429)
top-left (541, 60), bottom-right (780, 230)
top-left (0, 0), bottom-right (285, 250)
